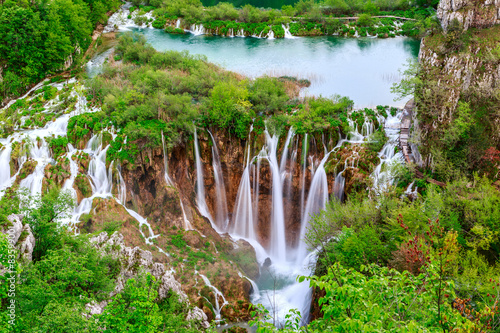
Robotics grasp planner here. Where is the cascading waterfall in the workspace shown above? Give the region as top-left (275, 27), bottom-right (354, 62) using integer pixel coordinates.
top-left (296, 152), bottom-right (331, 264)
top-left (175, 18), bottom-right (181, 29)
top-left (231, 139), bottom-right (256, 240)
top-left (194, 128), bottom-right (215, 226)
top-left (300, 134), bottom-right (308, 220)
top-left (0, 146), bottom-right (12, 193)
top-left (199, 273), bottom-right (228, 321)
top-left (190, 24), bottom-right (205, 35)
top-left (282, 24), bottom-right (295, 39)
top-left (333, 172), bottom-right (345, 202)
top-left (161, 132), bottom-right (192, 230)
top-left (208, 130), bottom-right (229, 230)
top-left (264, 130), bottom-right (287, 263)
top-left (371, 111), bottom-right (403, 191)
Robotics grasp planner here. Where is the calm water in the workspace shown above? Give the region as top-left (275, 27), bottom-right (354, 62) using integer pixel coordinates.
top-left (130, 28), bottom-right (420, 108)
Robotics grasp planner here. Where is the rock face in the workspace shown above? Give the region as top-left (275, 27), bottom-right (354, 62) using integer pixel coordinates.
top-left (416, 23), bottom-right (500, 169)
top-left (90, 231), bottom-right (210, 328)
top-left (0, 214), bottom-right (36, 262)
top-left (437, 0), bottom-right (500, 31)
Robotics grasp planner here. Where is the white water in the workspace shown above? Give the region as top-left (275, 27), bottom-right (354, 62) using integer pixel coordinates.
top-left (282, 24), bottom-right (296, 39)
top-left (199, 273), bottom-right (228, 321)
top-left (264, 131), bottom-right (287, 263)
top-left (231, 139), bottom-right (256, 240)
top-left (296, 152), bottom-right (331, 264)
top-left (193, 128), bottom-right (215, 228)
top-left (371, 111), bottom-right (403, 192)
top-left (208, 130), bottom-right (229, 231)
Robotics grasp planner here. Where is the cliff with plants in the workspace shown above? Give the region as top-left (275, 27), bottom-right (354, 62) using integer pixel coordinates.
top-left (408, 0), bottom-right (500, 181)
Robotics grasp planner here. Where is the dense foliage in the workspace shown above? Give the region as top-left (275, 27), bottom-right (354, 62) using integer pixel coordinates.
top-left (129, 0), bottom-right (438, 39)
top-left (0, 0), bottom-right (120, 100)
top-left (393, 25), bottom-right (500, 181)
top-left (0, 189), bottom-right (206, 332)
top-left (250, 176), bottom-right (500, 331)
top-left (81, 34), bottom-right (354, 165)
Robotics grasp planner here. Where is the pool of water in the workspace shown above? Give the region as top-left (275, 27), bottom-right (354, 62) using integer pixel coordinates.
top-left (129, 28), bottom-right (420, 108)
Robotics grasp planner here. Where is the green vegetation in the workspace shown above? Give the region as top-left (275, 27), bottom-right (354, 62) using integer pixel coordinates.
top-left (251, 176), bottom-right (500, 331)
top-left (140, 0), bottom-right (437, 39)
top-left (0, 0), bottom-right (121, 101)
top-left (393, 25), bottom-right (500, 181)
top-left (0, 188), bottom-right (208, 332)
top-left (83, 34), bottom-right (357, 165)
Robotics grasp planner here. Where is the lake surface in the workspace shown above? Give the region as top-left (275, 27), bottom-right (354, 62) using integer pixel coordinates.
top-left (129, 28), bottom-right (420, 108)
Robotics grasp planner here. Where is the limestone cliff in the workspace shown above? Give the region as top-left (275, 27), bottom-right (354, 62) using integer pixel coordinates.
top-left (437, 0), bottom-right (500, 31)
top-left (416, 6), bottom-right (500, 175)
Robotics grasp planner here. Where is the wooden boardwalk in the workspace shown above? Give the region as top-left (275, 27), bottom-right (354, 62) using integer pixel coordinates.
top-left (399, 99), bottom-right (446, 187)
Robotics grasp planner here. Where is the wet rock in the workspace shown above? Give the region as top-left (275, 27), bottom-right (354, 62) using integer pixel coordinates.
top-left (228, 239), bottom-right (260, 280)
top-left (263, 257), bottom-right (272, 268)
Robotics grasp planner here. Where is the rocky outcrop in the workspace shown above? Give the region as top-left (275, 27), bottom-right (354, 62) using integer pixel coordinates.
top-left (437, 0), bottom-right (500, 31)
top-left (0, 214), bottom-right (35, 262)
top-left (416, 26), bottom-right (500, 169)
top-left (89, 231), bottom-right (210, 328)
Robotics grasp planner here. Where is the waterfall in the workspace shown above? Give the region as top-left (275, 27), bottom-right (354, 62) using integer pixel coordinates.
top-left (161, 132), bottom-right (174, 186)
top-left (333, 171), bottom-right (345, 202)
top-left (300, 134), bottom-right (308, 221)
top-left (265, 130), bottom-right (286, 262)
top-left (282, 24), bottom-right (295, 39)
top-left (190, 24), bottom-right (205, 35)
top-left (296, 152), bottom-right (331, 264)
top-left (193, 128), bottom-right (215, 225)
top-left (279, 128), bottom-right (295, 176)
top-left (231, 140), bottom-right (256, 240)
top-left (236, 28), bottom-right (245, 37)
top-left (175, 18), bottom-right (181, 29)
top-left (0, 145), bottom-right (12, 193)
top-left (371, 111), bottom-right (403, 191)
top-left (199, 273), bottom-right (228, 321)
top-left (162, 131), bottom-right (192, 230)
top-left (267, 29), bottom-right (275, 39)
top-left (207, 130), bottom-right (229, 230)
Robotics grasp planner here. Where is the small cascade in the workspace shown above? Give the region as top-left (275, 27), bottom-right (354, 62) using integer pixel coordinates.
top-left (116, 164), bottom-right (127, 205)
top-left (296, 152), bottom-right (330, 263)
top-left (236, 28), bottom-right (245, 37)
top-left (333, 171), bottom-right (345, 201)
top-left (190, 24), bottom-right (205, 35)
top-left (20, 139), bottom-right (51, 196)
top-left (208, 130), bottom-right (229, 231)
top-left (175, 18), bottom-right (181, 29)
top-left (282, 24), bottom-right (295, 39)
top-left (264, 130), bottom-right (286, 262)
top-left (371, 111), bottom-right (403, 191)
top-left (199, 273), bottom-right (228, 321)
top-left (0, 145), bottom-right (12, 192)
top-left (161, 132), bottom-right (174, 186)
top-left (266, 29), bottom-right (275, 39)
top-left (193, 129), bottom-right (215, 225)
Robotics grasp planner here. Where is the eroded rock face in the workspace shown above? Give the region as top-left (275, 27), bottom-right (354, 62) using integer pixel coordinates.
top-left (89, 231), bottom-right (210, 328)
top-left (417, 30), bottom-right (500, 165)
top-left (0, 214), bottom-right (36, 262)
top-left (437, 0), bottom-right (500, 31)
